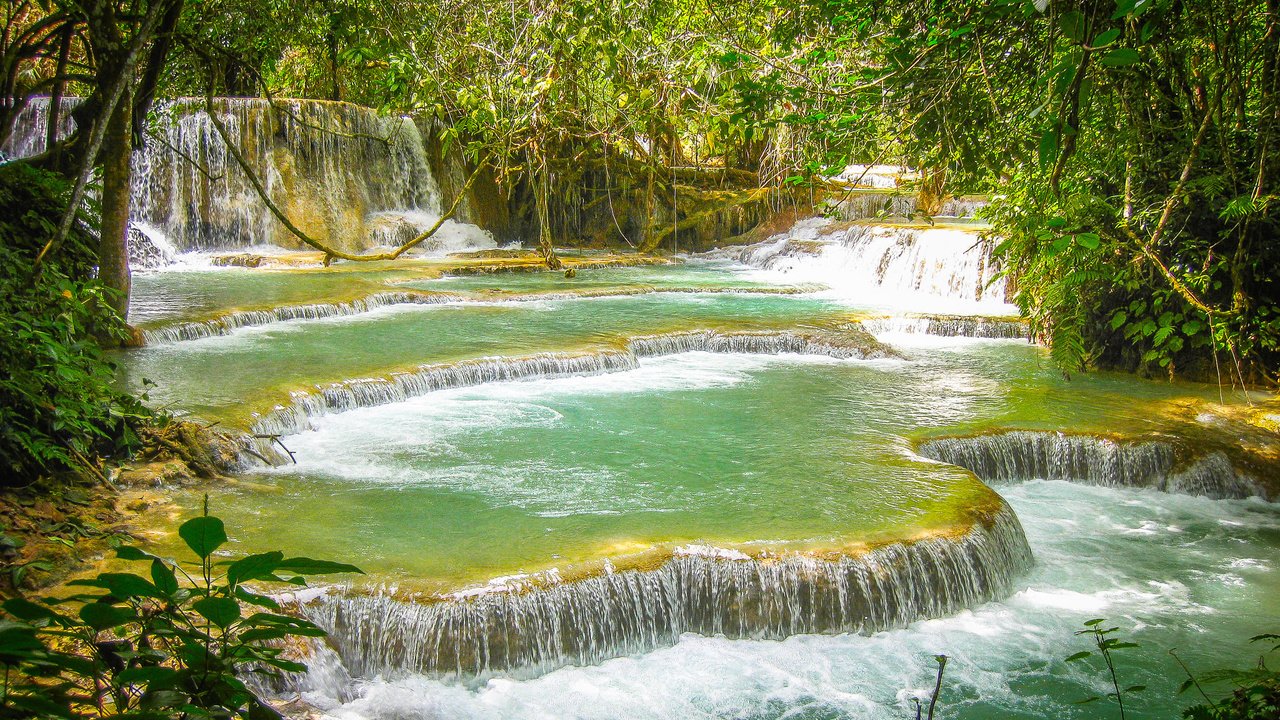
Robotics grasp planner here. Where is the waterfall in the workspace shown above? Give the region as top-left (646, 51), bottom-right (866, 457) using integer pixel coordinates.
top-left (291, 504), bottom-right (1032, 680)
top-left (918, 431), bottom-right (1268, 500)
top-left (1, 97), bottom-right (77, 159)
top-left (861, 316), bottom-right (1028, 340)
top-left (727, 218), bottom-right (1009, 309)
top-left (4, 97), bottom-right (496, 258)
top-left (830, 192), bottom-right (988, 221)
top-left (245, 328), bottom-right (897, 455)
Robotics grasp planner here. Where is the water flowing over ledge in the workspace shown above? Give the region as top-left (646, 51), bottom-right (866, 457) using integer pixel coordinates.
top-left (138, 283), bottom-right (820, 345)
top-left (140, 291), bottom-right (460, 344)
top-left (861, 315), bottom-right (1028, 340)
top-left (246, 328), bottom-right (898, 455)
top-left (292, 503), bottom-right (1032, 680)
top-left (917, 431), bottom-right (1270, 500)
top-left (714, 218), bottom-right (1009, 307)
top-left (830, 191), bottom-right (988, 221)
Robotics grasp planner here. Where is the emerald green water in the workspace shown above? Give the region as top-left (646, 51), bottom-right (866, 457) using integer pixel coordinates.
top-left (129, 262), bottom-right (425, 327)
top-left (116, 262), bottom-right (1279, 719)
top-left (121, 291), bottom-right (848, 425)
top-left (172, 354), bottom-right (994, 588)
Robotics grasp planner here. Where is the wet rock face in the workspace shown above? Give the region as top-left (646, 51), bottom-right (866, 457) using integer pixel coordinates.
top-left (917, 430), bottom-right (1270, 501)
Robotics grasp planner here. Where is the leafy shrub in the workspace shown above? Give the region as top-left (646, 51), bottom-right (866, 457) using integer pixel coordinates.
top-left (0, 162), bottom-right (150, 485)
top-left (0, 506), bottom-right (362, 719)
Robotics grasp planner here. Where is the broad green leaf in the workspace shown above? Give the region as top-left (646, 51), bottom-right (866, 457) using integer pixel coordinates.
top-left (193, 597), bottom-right (241, 628)
top-left (116, 665), bottom-right (179, 685)
top-left (1100, 48), bottom-right (1141, 67)
top-left (1075, 232), bottom-right (1101, 249)
top-left (151, 559), bottom-right (179, 596)
top-left (1065, 651), bottom-right (1092, 662)
top-left (1039, 129), bottom-right (1059, 172)
top-left (1092, 29), bottom-right (1121, 47)
top-left (1110, 311), bottom-right (1128, 330)
top-left (116, 546), bottom-right (161, 562)
top-left (79, 602), bottom-right (132, 630)
top-left (1060, 11), bottom-right (1086, 43)
top-left (2, 598), bottom-right (68, 625)
top-left (70, 572), bottom-right (159, 598)
top-left (179, 516), bottom-right (227, 559)
top-left (228, 551), bottom-right (284, 587)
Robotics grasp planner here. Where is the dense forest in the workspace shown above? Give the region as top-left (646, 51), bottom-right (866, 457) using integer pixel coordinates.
top-left (1, 1), bottom-right (1279, 717)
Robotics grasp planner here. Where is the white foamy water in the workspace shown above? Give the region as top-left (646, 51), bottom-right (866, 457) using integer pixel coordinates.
top-left (721, 217), bottom-right (1016, 316)
top-left (288, 481), bottom-right (1280, 719)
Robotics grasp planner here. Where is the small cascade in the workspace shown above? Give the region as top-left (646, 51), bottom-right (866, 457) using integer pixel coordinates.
top-left (831, 192), bottom-right (988, 221)
top-left (250, 351), bottom-right (641, 438)
top-left (140, 292), bottom-right (460, 344)
top-left (861, 316), bottom-right (1028, 340)
top-left (245, 328), bottom-right (896, 455)
top-left (294, 505), bottom-right (1032, 680)
top-left (127, 223), bottom-right (178, 269)
top-left (728, 218), bottom-right (1008, 308)
top-left (139, 284), bottom-right (818, 345)
top-left (918, 431), bottom-right (1267, 500)
top-left (4, 97), bottom-right (497, 257)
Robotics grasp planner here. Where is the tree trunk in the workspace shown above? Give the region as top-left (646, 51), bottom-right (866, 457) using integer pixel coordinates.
top-left (99, 84), bottom-right (133, 321)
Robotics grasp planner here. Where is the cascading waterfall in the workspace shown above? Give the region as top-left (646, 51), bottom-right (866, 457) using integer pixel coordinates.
top-left (245, 328), bottom-right (897, 457)
top-left (918, 430), bottom-right (1267, 500)
top-left (291, 504), bottom-right (1032, 680)
top-left (3, 97), bottom-right (496, 258)
top-left (0, 97), bottom-right (78, 159)
top-left (861, 316), bottom-right (1028, 340)
top-left (830, 192), bottom-right (988, 221)
top-left (728, 218), bottom-right (1008, 307)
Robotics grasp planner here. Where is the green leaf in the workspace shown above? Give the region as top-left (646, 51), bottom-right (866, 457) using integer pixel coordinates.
top-left (151, 559), bottom-right (179, 596)
top-left (1084, 618), bottom-right (1106, 627)
top-left (1100, 48), bottom-right (1141, 67)
top-left (275, 557), bottom-right (364, 576)
top-left (79, 602), bottom-right (132, 630)
top-left (115, 546), bottom-right (160, 562)
top-left (227, 551), bottom-right (284, 587)
top-left (1060, 11), bottom-right (1086, 43)
top-left (1091, 29), bottom-right (1121, 47)
top-left (1038, 129), bottom-right (1059, 172)
top-left (2, 598), bottom-right (68, 625)
top-left (70, 572), bottom-right (159, 598)
top-left (179, 516), bottom-right (227, 559)
top-left (1125, 684), bottom-right (1147, 693)
top-left (193, 596), bottom-right (241, 628)
top-left (1065, 651), bottom-right (1093, 662)
top-left (1110, 311), bottom-right (1128, 330)
top-left (1075, 232), bottom-right (1101, 249)
top-left (116, 665), bottom-right (179, 685)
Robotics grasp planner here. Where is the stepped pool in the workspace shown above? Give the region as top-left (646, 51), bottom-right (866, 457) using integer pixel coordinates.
top-left (115, 257), bottom-right (1280, 719)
